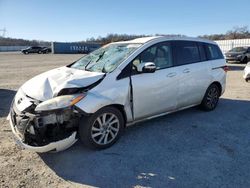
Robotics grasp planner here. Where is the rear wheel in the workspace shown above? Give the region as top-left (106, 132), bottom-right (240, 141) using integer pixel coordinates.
top-left (79, 106), bottom-right (124, 149)
top-left (200, 84), bottom-right (220, 111)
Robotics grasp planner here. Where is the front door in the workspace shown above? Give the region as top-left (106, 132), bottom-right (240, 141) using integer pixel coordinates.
top-left (131, 42), bottom-right (179, 120)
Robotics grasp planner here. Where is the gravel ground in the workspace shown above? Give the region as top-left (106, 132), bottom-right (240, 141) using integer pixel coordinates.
top-left (0, 52), bottom-right (250, 188)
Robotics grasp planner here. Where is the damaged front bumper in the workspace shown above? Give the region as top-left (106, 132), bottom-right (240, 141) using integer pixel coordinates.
top-left (9, 116), bottom-right (77, 152)
top-left (8, 102), bottom-right (79, 153)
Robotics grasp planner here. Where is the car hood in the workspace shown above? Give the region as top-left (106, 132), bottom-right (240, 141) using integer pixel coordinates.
top-left (21, 66), bottom-right (105, 101)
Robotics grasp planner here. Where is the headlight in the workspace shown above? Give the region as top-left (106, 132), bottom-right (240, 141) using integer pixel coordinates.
top-left (237, 55), bottom-right (242, 58)
top-left (35, 94), bottom-right (85, 112)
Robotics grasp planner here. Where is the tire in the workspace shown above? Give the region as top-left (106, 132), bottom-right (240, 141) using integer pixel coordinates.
top-left (242, 57), bottom-right (248, 64)
top-left (79, 106), bottom-right (124, 149)
top-left (200, 84), bottom-right (220, 111)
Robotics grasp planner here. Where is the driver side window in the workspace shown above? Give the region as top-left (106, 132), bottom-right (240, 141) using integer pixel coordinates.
top-left (132, 42), bottom-right (173, 72)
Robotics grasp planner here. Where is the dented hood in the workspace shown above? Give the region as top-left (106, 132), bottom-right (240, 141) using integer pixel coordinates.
top-left (21, 66), bottom-right (105, 101)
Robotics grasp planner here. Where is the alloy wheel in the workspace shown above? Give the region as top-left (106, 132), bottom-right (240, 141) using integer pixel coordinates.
top-left (206, 87), bottom-right (219, 109)
top-left (91, 113), bottom-right (120, 145)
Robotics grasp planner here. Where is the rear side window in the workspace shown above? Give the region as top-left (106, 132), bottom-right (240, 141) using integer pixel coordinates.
top-left (173, 41), bottom-right (200, 65)
top-left (205, 44), bottom-right (223, 60)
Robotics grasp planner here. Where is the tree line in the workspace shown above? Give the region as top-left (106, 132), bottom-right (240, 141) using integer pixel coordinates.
top-left (1, 26), bottom-right (250, 46)
top-left (199, 26), bottom-right (250, 40)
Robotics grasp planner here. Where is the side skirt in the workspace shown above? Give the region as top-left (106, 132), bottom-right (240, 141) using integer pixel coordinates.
top-left (126, 103), bottom-right (200, 127)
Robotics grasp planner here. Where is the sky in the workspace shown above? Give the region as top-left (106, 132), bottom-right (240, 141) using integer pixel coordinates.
top-left (0, 0), bottom-right (250, 42)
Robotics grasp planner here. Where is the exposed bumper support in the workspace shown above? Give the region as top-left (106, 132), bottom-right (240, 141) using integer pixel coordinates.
top-left (9, 114), bottom-right (78, 153)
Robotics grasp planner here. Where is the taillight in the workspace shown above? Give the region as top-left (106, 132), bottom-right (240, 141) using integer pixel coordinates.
top-left (222, 66), bottom-right (229, 72)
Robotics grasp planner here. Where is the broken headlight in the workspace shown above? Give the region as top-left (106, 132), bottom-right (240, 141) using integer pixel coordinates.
top-left (35, 94), bottom-right (85, 112)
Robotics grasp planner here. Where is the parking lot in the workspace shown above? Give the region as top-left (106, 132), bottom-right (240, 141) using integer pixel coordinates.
top-left (0, 52), bottom-right (250, 188)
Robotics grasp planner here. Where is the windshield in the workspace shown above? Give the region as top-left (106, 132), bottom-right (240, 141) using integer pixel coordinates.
top-left (71, 43), bottom-right (141, 73)
top-left (229, 47), bottom-right (247, 52)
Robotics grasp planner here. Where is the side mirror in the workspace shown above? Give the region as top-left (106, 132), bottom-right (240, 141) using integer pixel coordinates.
top-left (137, 62), bottom-right (156, 73)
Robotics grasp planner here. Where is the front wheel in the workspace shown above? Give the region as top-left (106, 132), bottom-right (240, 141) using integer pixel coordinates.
top-left (200, 84), bottom-right (220, 111)
top-left (242, 57), bottom-right (248, 64)
top-left (79, 106), bottom-right (124, 149)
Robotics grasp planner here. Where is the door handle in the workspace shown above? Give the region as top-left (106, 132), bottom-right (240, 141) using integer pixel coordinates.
top-left (166, 72), bottom-right (176, 77)
top-left (183, 68), bottom-right (190, 73)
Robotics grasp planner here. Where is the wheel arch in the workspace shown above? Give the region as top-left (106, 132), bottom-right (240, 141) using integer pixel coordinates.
top-left (77, 103), bottom-right (128, 127)
top-left (102, 104), bottom-right (127, 126)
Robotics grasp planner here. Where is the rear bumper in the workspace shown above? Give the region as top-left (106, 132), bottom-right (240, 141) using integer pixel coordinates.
top-left (8, 113), bottom-right (77, 153)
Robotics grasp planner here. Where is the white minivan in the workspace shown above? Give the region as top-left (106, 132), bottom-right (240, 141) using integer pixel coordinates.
top-left (8, 36), bottom-right (227, 152)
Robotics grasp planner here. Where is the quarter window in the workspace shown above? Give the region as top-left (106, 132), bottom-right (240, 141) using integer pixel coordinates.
top-left (174, 41), bottom-right (200, 65)
top-left (205, 44), bottom-right (224, 60)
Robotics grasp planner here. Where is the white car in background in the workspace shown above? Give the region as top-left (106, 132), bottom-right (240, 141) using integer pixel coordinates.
top-left (243, 62), bottom-right (250, 82)
top-left (8, 36), bottom-right (227, 152)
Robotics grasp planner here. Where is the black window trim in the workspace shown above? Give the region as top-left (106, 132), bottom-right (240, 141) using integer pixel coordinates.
top-left (117, 40), bottom-right (224, 79)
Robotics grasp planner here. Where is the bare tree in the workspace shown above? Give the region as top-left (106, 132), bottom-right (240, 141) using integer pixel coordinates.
top-left (225, 26), bottom-right (250, 39)
top-left (200, 26), bottom-right (250, 40)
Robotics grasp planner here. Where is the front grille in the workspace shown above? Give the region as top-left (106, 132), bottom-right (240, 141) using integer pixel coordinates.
top-left (226, 57), bottom-right (238, 61)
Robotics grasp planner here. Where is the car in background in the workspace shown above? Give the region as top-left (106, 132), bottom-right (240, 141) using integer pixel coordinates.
top-left (225, 46), bottom-right (250, 63)
top-left (243, 62), bottom-right (250, 82)
top-left (21, 46), bottom-right (51, 54)
top-left (21, 46), bottom-right (43, 54)
top-left (41, 47), bottom-right (51, 54)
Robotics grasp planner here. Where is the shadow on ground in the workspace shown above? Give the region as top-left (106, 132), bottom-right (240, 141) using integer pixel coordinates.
top-left (0, 89), bottom-right (16, 117)
top-left (40, 98), bottom-right (250, 188)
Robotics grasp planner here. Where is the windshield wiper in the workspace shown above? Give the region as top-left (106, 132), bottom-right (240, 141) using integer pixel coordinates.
top-left (101, 65), bottom-right (107, 73)
top-left (85, 51), bottom-right (106, 72)
top-left (84, 60), bottom-right (92, 71)
top-left (96, 51), bottom-right (105, 62)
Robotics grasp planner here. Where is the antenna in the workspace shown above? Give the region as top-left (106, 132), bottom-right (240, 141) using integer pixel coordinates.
top-left (0, 28), bottom-right (7, 37)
